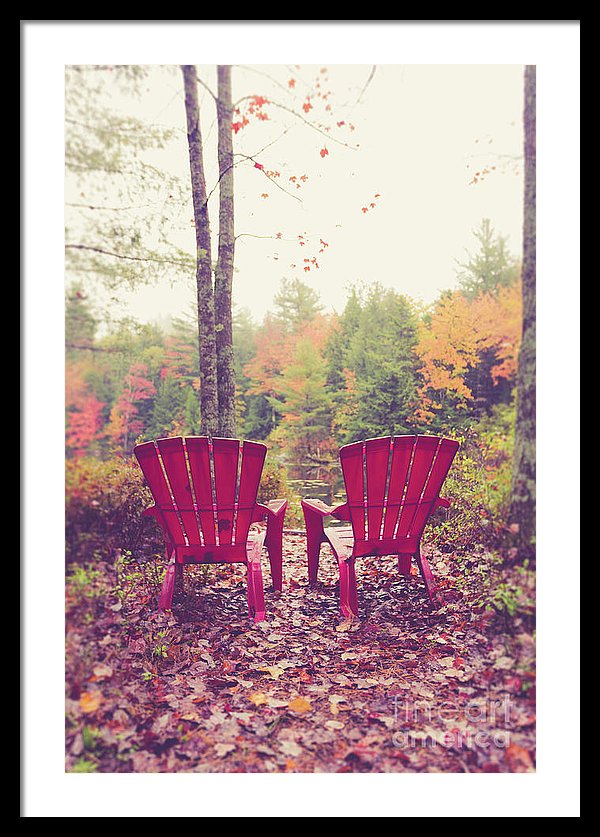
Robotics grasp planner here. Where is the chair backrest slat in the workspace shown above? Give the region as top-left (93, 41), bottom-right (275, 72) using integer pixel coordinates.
top-left (340, 441), bottom-right (366, 541)
top-left (395, 436), bottom-right (439, 538)
top-left (212, 438), bottom-right (240, 545)
top-left (135, 436), bottom-right (269, 550)
top-left (185, 437), bottom-right (217, 545)
top-left (156, 437), bottom-right (201, 545)
top-left (134, 441), bottom-right (187, 546)
top-left (382, 436), bottom-right (414, 538)
top-left (365, 437), bottom-right (391, 539)
top-left (236, 441), bottom-right (267, 544)
top-left (340, 435), bottom-right (458, 545)
top-left (408, 438), bottom-right (460, 536)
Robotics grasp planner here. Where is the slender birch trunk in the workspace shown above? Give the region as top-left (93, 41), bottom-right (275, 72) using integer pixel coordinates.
top-left (181, 64), bottom-right (218, 436)
top-left (215, 65), bottom-right (237, 437)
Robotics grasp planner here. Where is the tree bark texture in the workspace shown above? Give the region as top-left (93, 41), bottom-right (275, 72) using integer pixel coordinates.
top-left (215, 65), bottom-right (237, 437)
top-left (509, 65), bottom-right (536, 552)
top-left (181, 65), bottom-right (219, 436)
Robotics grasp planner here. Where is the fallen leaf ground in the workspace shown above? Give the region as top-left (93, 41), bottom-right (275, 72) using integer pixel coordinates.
top-left (66, 534), bottom-right (536, 773)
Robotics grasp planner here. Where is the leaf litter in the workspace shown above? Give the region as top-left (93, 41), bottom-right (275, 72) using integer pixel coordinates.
top-left (66, 535), bottom-right (535, 773)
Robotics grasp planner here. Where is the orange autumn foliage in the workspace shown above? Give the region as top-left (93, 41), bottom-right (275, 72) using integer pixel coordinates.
top-left (243, 316), bottom-right (294, 399)
top-left (414, 282), bottom-right (522, 423)
top-left (244, 314), bottom-right (334, 400)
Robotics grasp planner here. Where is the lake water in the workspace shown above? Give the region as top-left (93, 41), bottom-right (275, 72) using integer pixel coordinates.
top-left (287, 478), bottom-right (347, 527)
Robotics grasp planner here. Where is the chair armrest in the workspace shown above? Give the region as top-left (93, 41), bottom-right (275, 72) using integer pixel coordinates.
top-left (255, 499), bottom-right (288, 593)
top-left (301, 498), bottom-right (350, 520)
top-left (433, 497), bottom-right (451, 510)
top-left (264, 498), bottom-right (288, 518)
top-left (301, 499), bottom-right (328, 552)
top-left (301, 498), bottom-right (333, 517)
top-left (253, 499), bottom-right (288, 522)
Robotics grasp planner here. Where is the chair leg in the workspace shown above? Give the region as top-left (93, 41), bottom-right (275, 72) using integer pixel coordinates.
top-left (265, 512), bottom-right (285, 593)
top-left (339, 557), bottom-right (358, 618)
top-left (415, 545), bottom-right (440, 607)
top-left (266, 540), bottom-right (283, 593)
top-left (347, 557), bottom-right (358, 616)
top-left (158, 550), bottom-right (177, 610)
top-left (397, 554), bottom-right (411, 576)
top-left (247, 541), bottom-right (266, 622)
top-left (305, 519), bottom-right (323, 586)
top-left (246, 563), bottom-right (256, 618)
top-left (250, 562), bottom-right (266, 623)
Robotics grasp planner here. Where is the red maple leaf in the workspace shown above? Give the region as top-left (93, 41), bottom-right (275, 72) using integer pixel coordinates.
top-left (320, 147), bottom-right (329, 158)
top-left (288, 78), bottom-right (296, 88)
top-left (302, 100), bottom-right (313, 113)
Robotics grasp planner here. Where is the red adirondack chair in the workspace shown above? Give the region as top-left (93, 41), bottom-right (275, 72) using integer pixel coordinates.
top-left (301, 435), bottom-right (459, 617)
top-left (134, 436), bottom-right (287, 622)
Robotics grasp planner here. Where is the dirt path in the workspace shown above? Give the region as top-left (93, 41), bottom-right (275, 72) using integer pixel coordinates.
top-left (66, 535), bottom-right (536, 773)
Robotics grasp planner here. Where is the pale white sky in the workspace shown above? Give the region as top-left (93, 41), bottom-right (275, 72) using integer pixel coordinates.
top-left (72, 62), bottom-right (524, 325)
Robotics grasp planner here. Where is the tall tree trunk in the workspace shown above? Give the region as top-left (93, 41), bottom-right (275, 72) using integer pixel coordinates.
top-left (181, 65), bottom-right (218, 436)
top-left (509, 65), bottom-right (536, 554)
top-left (214, 65), bottom-right (237, 437)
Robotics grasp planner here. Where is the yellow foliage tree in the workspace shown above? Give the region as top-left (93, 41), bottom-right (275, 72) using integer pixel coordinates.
top-left (414, 282), bottom-right (522, 424)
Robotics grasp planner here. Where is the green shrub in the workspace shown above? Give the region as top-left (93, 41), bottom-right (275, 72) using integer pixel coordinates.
top-left (258, 458), bottom-right (304, 528)
top-left (69, 757), bottom-right (98, 773)
top-left (427, 405), bottom-right (514, 551)
top-left (65, 456), bottom-right (154, 565)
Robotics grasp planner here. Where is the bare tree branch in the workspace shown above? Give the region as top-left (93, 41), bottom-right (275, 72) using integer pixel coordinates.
top-left (466, 153), bottom-right (523, 160)
top-left (65, 243), bottom-right (191, 267)
top-left (348, 65), bottom-right (376, 114)
top-left (66, 201), bottom-right (160, 212)
top-left (196, 72), bottom-right (217, 102)
top-left (232, 95), bottom-right (358, 150)
top-left (66, 343), bottom-right (125, 353)
top-left (268, 99), bottom-right (358, 149)
top-left (235, 232), bottom-right (296, 243)
top-left (234, 152), bottom-right (304, 204)
top-left (234, 64), bottom-right (294, 99)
